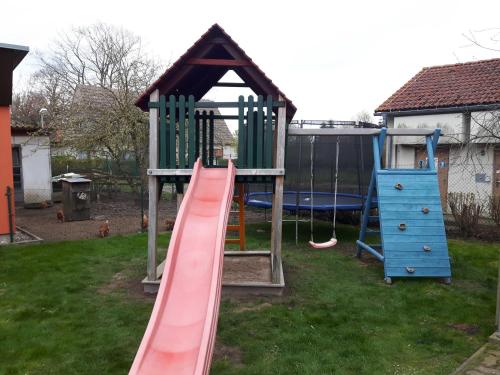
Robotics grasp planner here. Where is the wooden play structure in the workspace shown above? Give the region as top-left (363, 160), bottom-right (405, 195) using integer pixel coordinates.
top-left (136, 24), bottom-right (296, 294)
top-left (0, 43), bottom-right (28, 242)
top-left (357, 128), bottom-right (452, 284)
top-left (288, 126), bottom-right (452, 283)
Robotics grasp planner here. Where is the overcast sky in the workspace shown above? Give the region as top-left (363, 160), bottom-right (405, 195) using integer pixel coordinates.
top-left (3, 0), bottom-right (499, 123)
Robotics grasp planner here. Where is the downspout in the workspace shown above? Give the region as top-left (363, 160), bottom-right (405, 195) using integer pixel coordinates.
top-left (5, 186), bottom-right (14, 243)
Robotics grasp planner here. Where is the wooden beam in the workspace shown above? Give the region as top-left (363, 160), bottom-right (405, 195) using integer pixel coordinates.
top-left (213, 82), bottom-right (249, 88)
top-left (271, 95), bottom-right (286, 284)
top-left (147, 89), bottom-right (160, 282)
top-left (288, 128), bottom-right (381, 136)
top-left (147, 168), bottom-right (285, 176)
top-left (186, 58), bottom-right (252, 67)
top-left (386, 128), bottom-right (436, 136)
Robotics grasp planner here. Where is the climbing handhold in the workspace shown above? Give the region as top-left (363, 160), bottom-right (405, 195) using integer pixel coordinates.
top-left (394, 183), bottom-right (403, 190)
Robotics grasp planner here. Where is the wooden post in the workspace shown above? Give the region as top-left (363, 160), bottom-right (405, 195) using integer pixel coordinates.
top-left (147, 89), bottom-right (160, 282)
top-left (271, 96), bottom-right (286, 284)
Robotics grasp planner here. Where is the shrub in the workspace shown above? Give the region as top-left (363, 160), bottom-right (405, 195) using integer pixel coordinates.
top-left (448, 192), bottom-right (483, 237)
top-left (489, 195), bottom-right (500, 226)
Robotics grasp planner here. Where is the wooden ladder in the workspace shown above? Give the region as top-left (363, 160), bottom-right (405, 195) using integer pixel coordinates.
top-left (225, 183), bottom-right (246, 250)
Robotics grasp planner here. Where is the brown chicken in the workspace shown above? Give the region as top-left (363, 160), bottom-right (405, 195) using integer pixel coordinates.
top-left (40, 201), bottom-right (49, 209)
top-left (56, 209), bottom-right (65, 223)
top-left (142, 214), bottom-right (149, 230)
top-left (98, 220), bottom-right (110, 238)
top-left (165, 219), bottom-right (175, 231)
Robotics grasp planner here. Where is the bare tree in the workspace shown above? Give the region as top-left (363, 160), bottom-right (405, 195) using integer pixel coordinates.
top-left (355, 110), bottom-right (375, 125)
top-left (31, 23), bottom-right (162, 190)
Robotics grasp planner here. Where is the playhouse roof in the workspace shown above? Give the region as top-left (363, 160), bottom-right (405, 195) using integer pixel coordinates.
top-left (135, 24), bottom-right (296, 122)
top-left (376, 58), bottom-right (500, 113)
top-left (0, 43), bottom-right (29, 106)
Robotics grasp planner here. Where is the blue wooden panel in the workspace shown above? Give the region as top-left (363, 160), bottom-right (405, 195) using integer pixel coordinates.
top-left (378, 197), bottom-right (442, 206)
top-left (385, 258), bottom-right (450, 268)
top-left (383, 242), bottom-right (448, 252)
top-left (380, 211), bottom-right (444, 220)
top-left (381, 225), bottom-right (445, 236)
top-left (383, 234), bottom-right (446, 242)
top-left (377, 174), bottom-right (437, 184)
top-left (378, 189), bottom-right (441, 198)
top-left (382, 219), bottom-right (444, 227)
top-left (385, 250), bottom-right (449, 259)
top-left (377, 182), bottom-right (441, 190)
top-left (385, 267), bottom-right (451, 277)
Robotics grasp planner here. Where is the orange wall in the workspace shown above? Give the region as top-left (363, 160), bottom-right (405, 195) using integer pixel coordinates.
top-left (0, 106), bottom-right (15, 235)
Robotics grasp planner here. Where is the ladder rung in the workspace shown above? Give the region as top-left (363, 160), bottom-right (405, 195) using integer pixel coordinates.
top-left (227, 225), bottom-right (240, 231)
top-left (366, 229), bottom-right (380, 235)
top-left (230, 210), bottom-right (240, 213)
top-left (225, 238), bottom-right (240, 244)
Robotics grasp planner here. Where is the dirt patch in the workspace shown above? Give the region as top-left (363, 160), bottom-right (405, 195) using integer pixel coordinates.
top-left (98, 271), bottom-right (155, 302)
top-left (213, 343), bottom-right (243, 367)
top-left (223, 255), bottom-right (271, 284)
top-left (448, 323), bottom-right (480, 335)
top-left (15, 194), bottom-right (267, 242)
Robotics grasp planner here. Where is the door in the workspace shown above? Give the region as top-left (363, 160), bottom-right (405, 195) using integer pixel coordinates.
top-left (415, 146), bottom-right (449, 210)
top-left (12, 147), bottom-right (23, 203)
top-left (494, 149), bottom-right (500, 197)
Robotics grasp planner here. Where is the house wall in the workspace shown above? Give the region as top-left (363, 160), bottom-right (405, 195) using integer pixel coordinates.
top-left (11, 134), bottom-right (52, 205)
top-left (448, 144), bottom-right (494, 204)
top-left (223, 145), bottom-right (237, 160)
top-left (389, 110), bottom-right (498, 211)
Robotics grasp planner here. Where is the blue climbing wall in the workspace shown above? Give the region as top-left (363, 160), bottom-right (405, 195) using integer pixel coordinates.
top-left (376, 170), bottom-right (452, 279)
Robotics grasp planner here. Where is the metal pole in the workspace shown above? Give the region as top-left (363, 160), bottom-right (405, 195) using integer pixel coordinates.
top-left (6, 186), bottom-right (14, 243)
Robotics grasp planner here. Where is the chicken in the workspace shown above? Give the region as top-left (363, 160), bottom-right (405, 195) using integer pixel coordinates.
top-left (142, 214), bottom-right (149, 230)
top-left (165, 219), bottom-right (175, 231)
top-left (56, 209), bottom-right (65, 223)
top-left (41, 201), bottom-right (49, 209)
top-left (98, 220), bottom-right (110, 238)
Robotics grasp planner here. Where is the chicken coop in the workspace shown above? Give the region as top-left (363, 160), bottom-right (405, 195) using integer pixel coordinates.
top-left (61, 177), bottom-right (91, 221)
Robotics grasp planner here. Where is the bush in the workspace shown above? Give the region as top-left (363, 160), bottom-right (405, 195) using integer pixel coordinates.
top-left (489, 195), bottom-right (500, 226)
top-left (448, 192), bottom-right (483, 237)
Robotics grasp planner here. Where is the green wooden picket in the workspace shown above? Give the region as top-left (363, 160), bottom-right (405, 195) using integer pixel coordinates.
top-left (256, 95), bottom-right (264, 168)
top-left (168, 95), bottom-right (176, 168)
top-left (238, 96), bottom-right (246, 168)
top-left (202, 111), bottom-right (207, 166)
top-left (159, 95), bottom-right (167, 169)
top-left (209, 111), bottom-right (214, 166)
top-left (188, 96), bottom-right (195, 167)
top-left (195, 111), bottom-right (200, 160)
top-left (178, 95), bottom-right (186, 168)
top-left (265, 95), bottom-right (273, 168)
top-left (246, 96), bottom-right (254, 168)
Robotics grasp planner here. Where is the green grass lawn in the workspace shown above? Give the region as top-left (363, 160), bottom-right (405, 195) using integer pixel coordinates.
top-left (0, 222), bottom-right (499, 375)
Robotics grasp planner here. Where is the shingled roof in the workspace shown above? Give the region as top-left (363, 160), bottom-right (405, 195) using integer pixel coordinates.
top-left (376, 58), bottom-right (500, 113)
top-left (135, 24), bottom-right (296, 122)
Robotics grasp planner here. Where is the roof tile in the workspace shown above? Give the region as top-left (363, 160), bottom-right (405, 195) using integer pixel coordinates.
top-left (376, 58), bottom-right (500, 112)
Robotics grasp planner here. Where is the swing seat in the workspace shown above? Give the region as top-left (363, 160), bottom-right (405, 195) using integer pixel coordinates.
top-left (309, 237), bottom-right (338, 249)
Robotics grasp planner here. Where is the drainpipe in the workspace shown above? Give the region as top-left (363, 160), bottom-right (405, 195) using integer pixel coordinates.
top-left (5, 186), bottom-right (14, 243)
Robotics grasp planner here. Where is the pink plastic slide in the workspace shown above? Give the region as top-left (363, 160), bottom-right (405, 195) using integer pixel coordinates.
top-left (129, 159), bottom-right (236, 375)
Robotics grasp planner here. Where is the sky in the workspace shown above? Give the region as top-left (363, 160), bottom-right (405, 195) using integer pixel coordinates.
top-left (2, 0), bottom-right (499, 124)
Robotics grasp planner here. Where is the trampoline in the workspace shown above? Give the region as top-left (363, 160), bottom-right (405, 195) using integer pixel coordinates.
top-left (246, 191), bottom-right (377, 212)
